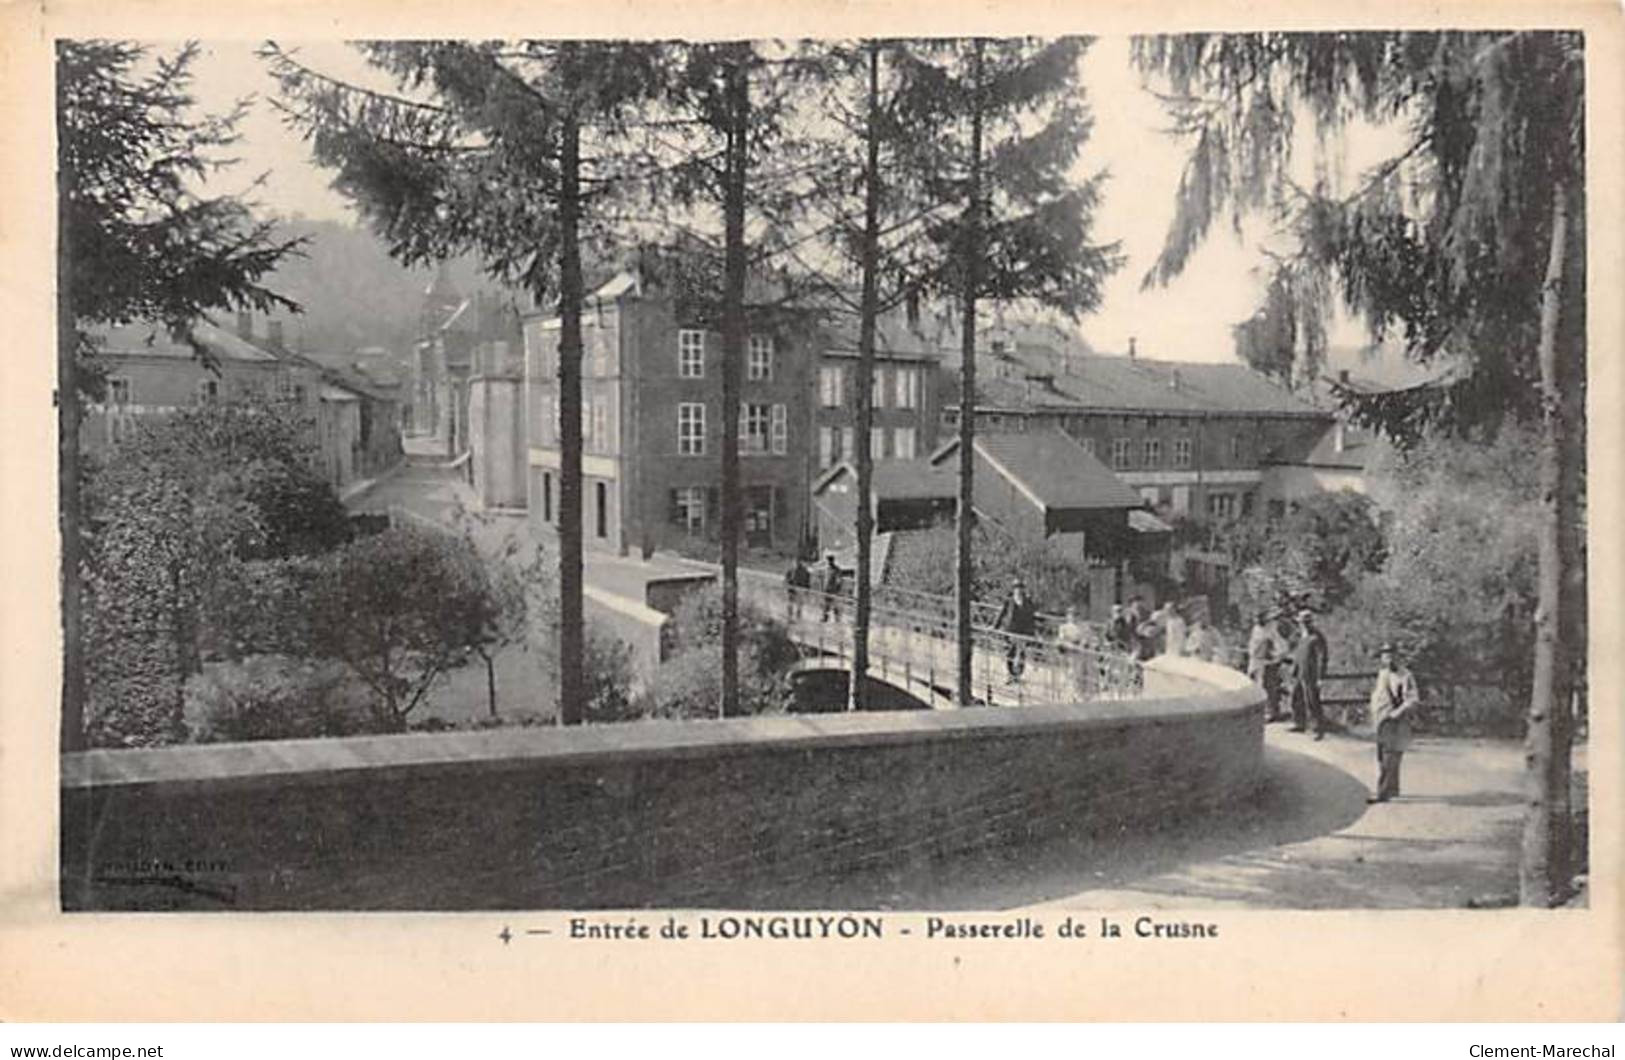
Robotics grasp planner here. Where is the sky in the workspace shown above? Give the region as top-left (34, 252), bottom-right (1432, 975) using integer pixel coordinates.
top-left (184, 37), bottom-right (1376, 365)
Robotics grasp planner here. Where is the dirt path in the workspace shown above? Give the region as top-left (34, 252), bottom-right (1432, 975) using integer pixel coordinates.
top-left (733, 726), bottom-right (1554, 910)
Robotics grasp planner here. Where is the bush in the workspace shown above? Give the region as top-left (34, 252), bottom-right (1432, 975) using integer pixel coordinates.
top-left (183, 655), bottom-right (369, 743)
top-left (644, 586), bottom-right (796, 718)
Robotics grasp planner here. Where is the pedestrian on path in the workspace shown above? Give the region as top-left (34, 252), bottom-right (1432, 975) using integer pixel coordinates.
top-left (1162, 602), bottom-right (1188, 657)
top-left (996, 578), bottom-right (1038, 681)
top-left (785, 555), bottom-right (811, 622)
top-left (1290, 608), bottom-right (1329, 740)
top-left (1248, 609), bottom-right (1287, 721)
top-left (820, 554), bottom-right (846, 622)
top-left (1367, 642), bottom-right (1421, 803)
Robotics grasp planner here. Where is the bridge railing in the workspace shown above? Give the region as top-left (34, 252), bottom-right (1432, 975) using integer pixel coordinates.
top-left (763, 580), bottom-right (1145, 708)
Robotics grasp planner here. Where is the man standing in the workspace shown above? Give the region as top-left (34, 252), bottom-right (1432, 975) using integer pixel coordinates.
top-left (820, 554), bottom-right (845, 622)
top-left (1367, 643), bottom-right (1420, 803)
top-left (785, 555), bottom-right (811, 622)
top-left (1162, 602), bottom-right (1188, 657)
top-left (1248, 610), bottom-right (1286, 721)
top-left (995, 578), bottom-right (1038, 681)
top-left (1108, 603), bottom-right (1132, 652)
top-left (1290, 608), bottom-right (1329, 739)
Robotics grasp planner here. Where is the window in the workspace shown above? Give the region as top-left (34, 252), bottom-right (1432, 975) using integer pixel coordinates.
top-left (591, 396), bottom-right (609, 452)
top-left (819, 426), bottom-right (836, 468)
top-left (840, 427), bottom-right (855, 463)
top-left (673, 486), bottom-right (706, 532)
top-left (871, 368), bottom-right (887, 409)
top-left (678, 329), bottom-right (705, 378)
top-left (1230, 435), bottom-right (1244, 463)
top-left (1111, 438), bottom-right (1132, 470)
top-left (108, 378), bottom-right (131, 406)
top-left (770, 403), bottom-right (787, 455)
top-left (1241, 490), bottom-right (1256, 516)
top-left (893, 426), bottom-right (917, 461)
top-left (1079, 436), bottom-right (1096, 457)
top-left (740, 403), bottom-right (770, 454)
top-left (678, 402), bottom-right (705, 455)
top-left (870, 426), bottom-right (886, 460)
top-left (745, 485), bottom-right (774, 543)
top-left (196, 378), bottom-right (219, 405)
top-left (1143, 438), bottom-right (1162, 468)
top-left (819, 365), bottom-right (844, 407)
top-left (540, 396), bottom-right (556, 444)
top-left (1173, 437), bottom-right (1193, 468)
top-left (748, 334), bottom-right (773, 380)
top-left (1207, 491), bottom-right (1237, 519)
top-left (1171, 485), bottom-right (1191, 514)
top-left (1139, 486), bottom-right (1161, 506)
top-left (894, 367), bottom-right (919, 409)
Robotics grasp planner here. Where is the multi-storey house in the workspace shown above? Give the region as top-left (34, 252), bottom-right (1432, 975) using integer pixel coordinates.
top-left (811, 311), bottom-right (943, 472)
top-left (522, 269), bottom-right (817, 557)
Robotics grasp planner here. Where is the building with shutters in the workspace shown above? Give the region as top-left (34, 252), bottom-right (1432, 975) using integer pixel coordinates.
top-left (812, 310), bottom-right (944, 473)
top-left (522, 268), bottom-right (817, 557)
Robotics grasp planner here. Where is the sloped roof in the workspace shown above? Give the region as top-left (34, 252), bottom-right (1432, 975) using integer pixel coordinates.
top-left (821, 308), bottom-right (944, 361)
top-left (93, 318), bottom-right (282, 364)
top-left (951, 352), bottom-right (1326, 418)
top-left (813, 459), bottom-right (957, 501)
top-left (934, 428), bottom-right (1143, 512)
top-left (1293, 422), bottom-right (1374, 470)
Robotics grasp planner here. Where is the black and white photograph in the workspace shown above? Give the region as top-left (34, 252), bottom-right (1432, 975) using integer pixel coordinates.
top-left (4, 0), bottom-right (1620, 1023)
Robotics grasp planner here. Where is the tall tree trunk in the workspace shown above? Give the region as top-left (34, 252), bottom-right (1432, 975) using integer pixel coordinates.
top-left (58, 153), bottom-right (86, 752)
top-left (719, 52), bottom-right (748, 718)
top-left (1521, 178), bottom-right (1573, 906)
top-left (849, 44), bottom-right (882, 714)
top-left (955, 40), bottom-right (984, 708)
top-left (556, 104), bottom-right (586, 726)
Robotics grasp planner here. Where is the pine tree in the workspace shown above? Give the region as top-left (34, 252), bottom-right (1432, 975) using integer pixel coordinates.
top-left (1135, 31), bottom-right (1586, 905)
top-left (887, 37), bottom-right (1121, 706)
top-left (263, 40), bottom-right (667, 724)
top-left (57, 41), bottom-right (303, 750)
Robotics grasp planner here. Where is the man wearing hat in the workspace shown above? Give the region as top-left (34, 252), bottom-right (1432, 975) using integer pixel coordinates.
top-left (819, 553), bottom-right (846, 622)
top-left (1367, 643), bottom-right (1421, 802)
top-left (996, 577), bottom-right (1038, 680)
top-left (1289, 608), bottom-right (1329, 739)
top-left (1248, 609), bottom-right (1287, 721)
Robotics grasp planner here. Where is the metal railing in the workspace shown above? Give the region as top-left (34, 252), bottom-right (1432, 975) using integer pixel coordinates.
top-left (754, 579), bottom-right (1144, 708)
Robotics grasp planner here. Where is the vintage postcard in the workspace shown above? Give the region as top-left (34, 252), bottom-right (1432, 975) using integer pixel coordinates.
top-left (1, 0), bottom-right (1620, 1021)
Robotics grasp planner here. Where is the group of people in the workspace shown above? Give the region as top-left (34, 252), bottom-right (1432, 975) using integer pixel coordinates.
top-left (784, 554), bottom-right (846, 623)
top-left (1246, 607), bottom-right (1329, 739)
top-left (1105, 596), bottom-right (1225, 664)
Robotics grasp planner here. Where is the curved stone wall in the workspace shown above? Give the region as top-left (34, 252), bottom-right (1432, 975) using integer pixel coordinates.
top-left (61, 657), bottom-right (1263, 910)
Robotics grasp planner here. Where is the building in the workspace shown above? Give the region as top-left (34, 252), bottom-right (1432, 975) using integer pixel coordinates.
top-left (812, 311), bottom-right (944, 472)
top-left (944, 341), bottom-right (1335, 524)
top-left (411, 266), bottom-right (477, 453)
top-left (522, 268), bottom-right (818, 557)
top-left (466, 300), bottom-right (528, 511)
top-left (810, 458), bottom-right (958, 556)
top-left (84, 313), bottom-right (403, 495)
top-left (930, 428), bottom-right (1151, 559)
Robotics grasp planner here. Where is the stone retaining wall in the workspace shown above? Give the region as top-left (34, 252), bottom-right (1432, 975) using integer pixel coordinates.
top-left (61, 658), bottom-right (1263, 910)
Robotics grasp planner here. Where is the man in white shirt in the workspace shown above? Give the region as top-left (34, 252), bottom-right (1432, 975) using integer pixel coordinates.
top-left (1367, 642), bottom-right (1421, 803)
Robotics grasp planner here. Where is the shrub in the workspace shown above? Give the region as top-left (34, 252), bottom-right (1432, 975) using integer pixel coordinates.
top-left (183, 655), bottom-right (368, 743)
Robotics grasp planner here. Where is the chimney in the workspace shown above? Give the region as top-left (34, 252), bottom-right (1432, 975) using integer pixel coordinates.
top-left (1334, 421), bottom-right (1347, 453)
top-left (1169, 367), bottom-right (1181, 390)
top-left (267, 320), bottom-right (285, 352)
top-left (236, 311), bottom-right (253, 341)
top-left (1127, 336), bottom-right (1137, 359)
top-left (1338, 368), bottom-right (1350, 385)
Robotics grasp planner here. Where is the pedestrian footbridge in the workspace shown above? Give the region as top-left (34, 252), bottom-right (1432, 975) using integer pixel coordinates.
top-left (740, 572), bottom-right (1161, 709)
